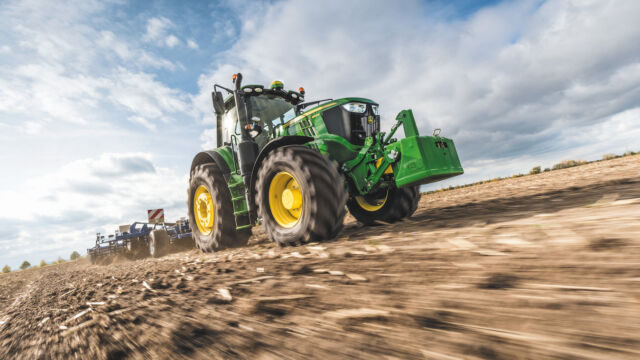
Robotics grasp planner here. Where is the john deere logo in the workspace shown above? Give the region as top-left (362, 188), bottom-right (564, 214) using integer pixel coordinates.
top-left (367, 115), bottom-right (374, 124)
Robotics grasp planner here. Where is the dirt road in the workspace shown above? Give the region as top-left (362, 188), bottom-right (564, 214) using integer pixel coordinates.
top-left (1, 155), bottom-right (639, 359)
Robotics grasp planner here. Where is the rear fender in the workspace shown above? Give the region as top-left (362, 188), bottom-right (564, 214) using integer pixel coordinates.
top-left (190, 147), bottom-right (235, 181)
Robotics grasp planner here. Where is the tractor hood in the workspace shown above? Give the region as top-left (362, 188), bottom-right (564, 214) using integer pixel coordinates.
top-left (298, 97), bottom-right (377, 117)
top-left (300, 98), bottom-right (380, 146)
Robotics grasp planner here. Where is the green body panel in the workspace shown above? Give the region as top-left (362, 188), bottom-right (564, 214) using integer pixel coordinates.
top-left (307, 134), bottom-right (359, 162)
top-left (303, 106), bottom-right (463, 194)
top-left (228, 173), bottom-right (249, 217)
top-left (211, 147), bottom-right (250, 220)
top-left (278, 97), bottom-right (376, 138)
top-left (212, 146), bottom-right (236, 172)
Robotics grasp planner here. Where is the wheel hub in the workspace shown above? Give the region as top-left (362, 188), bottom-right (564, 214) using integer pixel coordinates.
top-left (269, 172), bottom-right (303, 228)
top-left (281, 188), bottom-right (302, 210)
top-left (194, 185), bottom-right (214, 235)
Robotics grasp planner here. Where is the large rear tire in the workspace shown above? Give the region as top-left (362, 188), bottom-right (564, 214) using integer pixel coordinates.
top-left (188, 163), bottom-right (251, 252)
top-left (347, 185), bottom-right (420, 225)
top-left (256, 146), bottom-right (347, 246)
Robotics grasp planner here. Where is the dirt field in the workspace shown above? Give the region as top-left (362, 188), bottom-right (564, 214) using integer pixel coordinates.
top-left (1, 155), bottom-right (639, 360)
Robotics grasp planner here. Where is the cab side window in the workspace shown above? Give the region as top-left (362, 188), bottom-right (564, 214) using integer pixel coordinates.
top-left (222, 106), bottom-right (238, 145)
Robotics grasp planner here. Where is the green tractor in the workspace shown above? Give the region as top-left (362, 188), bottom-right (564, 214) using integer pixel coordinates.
top-left (188, 73), bottom-right (463, 250)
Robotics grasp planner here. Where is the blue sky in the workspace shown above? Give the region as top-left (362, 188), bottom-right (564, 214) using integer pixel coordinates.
top-left (1, 0), bottom-right (639, 269)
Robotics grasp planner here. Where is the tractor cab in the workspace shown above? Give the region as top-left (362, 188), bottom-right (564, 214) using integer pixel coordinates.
top-left (215, 79), bottom-right (305, 150)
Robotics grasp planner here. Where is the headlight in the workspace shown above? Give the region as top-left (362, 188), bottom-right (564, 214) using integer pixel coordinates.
top-left (342, 102), bottom-right (367, 113)
top-left (372, 105), bottom-right (379, 115)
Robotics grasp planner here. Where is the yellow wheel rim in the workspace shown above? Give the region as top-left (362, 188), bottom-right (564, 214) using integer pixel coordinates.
top-left (268, 171), bottom-right (303, 228)
top-left (194, 185), bottom-right (214, 235)
top-left (355, 189), bottom-right (389, 212)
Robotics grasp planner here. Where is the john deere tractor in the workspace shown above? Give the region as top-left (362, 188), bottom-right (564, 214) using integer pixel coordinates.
top-left (188, 73), bottom-right (463, 250)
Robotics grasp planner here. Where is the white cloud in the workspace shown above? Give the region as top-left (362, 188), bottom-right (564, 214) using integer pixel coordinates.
top-left (0, 153), bottom-right (187, 264)
top-left (97, 30), bottom-right (132, 59)
top-left (0, 62), bottom-right (188, 133)
top-left (0, 0), bottom-right (199, 268)
top-left (200, 128), bottom-right (217, 149)
top-left (0, 63), bottom-right (106, 127)
top-left (196, 0), bottom-right (640, 182)
top-left (95, 30), bottom-right (177, 70)
top-left (128, 116), bottom-right (157, 131)
top-left (165, 34), bottom-right (180, 48)
top-left (21, 121), bottom-right (43, 134)
top-left (0, 1), bottom-right (187, 136)
top-left (143, 16), bottom-right (174, 42)
top-left (107, 68), bottom-right (192, 121)
top-left (143, 16), bottom-right (184, 49)
top-left (432, 105), bottom-right (640, 190)
top-left (187, 39), bottom-right (199, 49)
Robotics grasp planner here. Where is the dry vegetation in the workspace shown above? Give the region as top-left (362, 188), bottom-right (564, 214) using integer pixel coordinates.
top-left (426, 149), bottom-right (638, 194)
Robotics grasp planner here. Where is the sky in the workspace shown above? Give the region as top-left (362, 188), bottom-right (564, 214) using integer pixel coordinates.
top-left (0, 0), bottom-right (639, 269)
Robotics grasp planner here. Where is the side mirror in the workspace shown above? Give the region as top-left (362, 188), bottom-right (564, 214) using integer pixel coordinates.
top-left (247, 116), bottom-right (262, 139)
top-left (247, 124), bottom-right (263, 138)
top-left (247, 116), bottom-right (263, 138)
top-left (212, 91), bottom-right (224, 115)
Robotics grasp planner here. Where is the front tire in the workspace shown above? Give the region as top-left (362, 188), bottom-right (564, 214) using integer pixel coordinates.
top-left (188, 163), bottom-right (250, 252)
top-left (347, 185), bottom-right (420, 225)
top-left (256, 146), bottom-right (347, 246)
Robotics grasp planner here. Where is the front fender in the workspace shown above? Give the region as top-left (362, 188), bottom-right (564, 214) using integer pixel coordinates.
top-left (248, 135), bottom-right (313, 205)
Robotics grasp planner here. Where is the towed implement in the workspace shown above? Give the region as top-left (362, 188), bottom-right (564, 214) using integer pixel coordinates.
top-left (88, 219), bottom-right (193, 264)
top-left (188, 73), bottom-right (463, 250)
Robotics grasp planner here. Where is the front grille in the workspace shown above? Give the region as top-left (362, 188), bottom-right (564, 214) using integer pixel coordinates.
top-left (322, 104), bottom-right (380, 146)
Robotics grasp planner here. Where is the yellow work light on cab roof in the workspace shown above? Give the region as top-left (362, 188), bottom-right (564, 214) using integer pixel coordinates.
top-left (270, 80), bottom-right (284, 90)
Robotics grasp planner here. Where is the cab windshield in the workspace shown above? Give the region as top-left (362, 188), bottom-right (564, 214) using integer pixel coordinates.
top-left (249, 95), bottom-right (296, 135)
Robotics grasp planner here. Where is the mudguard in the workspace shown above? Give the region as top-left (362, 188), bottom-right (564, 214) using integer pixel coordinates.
top-left (190, 148), bottom-right (234, 181)
top-left (248, 135), bottom-right (314, 207)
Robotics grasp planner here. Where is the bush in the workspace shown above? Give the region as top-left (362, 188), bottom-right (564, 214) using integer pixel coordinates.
top-left (552, 160), bottom-right (586, 170)
top-left (623, 150), bottom-right (636, 156)
top-left (2, 265), bottom-right (10, 273)
top-left (20, 261), bottom-right (31, 270)
top-left (602, 153), bottom-right (617, 161)
top-left (543, 168), bottom-right (551, 172)
top-left (39, 260), bottom-right (47, 267)
top-left (529, 166), bottom-right (541, 175)
top-left (70, 251), bottom-right (81, 261)
top-left (56, 257), bottom-right (66, 264)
